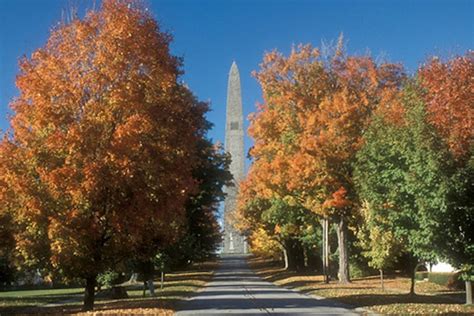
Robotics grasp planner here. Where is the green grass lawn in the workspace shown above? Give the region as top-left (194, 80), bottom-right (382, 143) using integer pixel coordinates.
top-left (0, 261), bottom-right (217, 315)
top-left (0, 287), bottom-right (84, 312)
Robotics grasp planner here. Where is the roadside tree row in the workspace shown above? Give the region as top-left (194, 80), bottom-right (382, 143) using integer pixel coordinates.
top-left (237, 41), bottom-right (473, 300)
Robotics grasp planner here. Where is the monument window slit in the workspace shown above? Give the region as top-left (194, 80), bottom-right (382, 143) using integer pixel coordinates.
top-left (230, 122), bottom-right (239, 130)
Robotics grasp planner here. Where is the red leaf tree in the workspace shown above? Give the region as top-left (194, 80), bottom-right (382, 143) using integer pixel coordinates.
top-left (0, 0), bottom-right (206, 310)
top-left (418, 51), bottom-right (474, 163)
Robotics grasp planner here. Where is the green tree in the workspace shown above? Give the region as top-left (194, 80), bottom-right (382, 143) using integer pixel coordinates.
top-left (237, 178), bottom-right (319, 271)
top-left (356, 200), bottom-right (402, 290)
top-left (419, 53), bottom-right (474, 304)
top-left (262, 199), bottom-right (317, 271)
top-left (167, 139), bottom-right (233, 266)
top-left (444, 156), bottom-right (474, 304)
top-left (354, 82), bottom-right (451, 295)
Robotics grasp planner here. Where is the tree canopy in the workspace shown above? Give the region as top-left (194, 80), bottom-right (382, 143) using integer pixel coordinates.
top-left (0, 0), bottom-right (219, 310)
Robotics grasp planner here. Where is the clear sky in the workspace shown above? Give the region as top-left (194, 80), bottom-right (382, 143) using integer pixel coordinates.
top-left (1, 0), bottom-right (473, 165)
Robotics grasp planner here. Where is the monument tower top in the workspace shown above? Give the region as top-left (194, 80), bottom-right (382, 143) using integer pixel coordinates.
top-left (225, 62), bottom-right (245, 184)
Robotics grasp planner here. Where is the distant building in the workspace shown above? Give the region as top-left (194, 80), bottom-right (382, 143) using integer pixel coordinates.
top-left (430, 261), bottom-right (456, 273)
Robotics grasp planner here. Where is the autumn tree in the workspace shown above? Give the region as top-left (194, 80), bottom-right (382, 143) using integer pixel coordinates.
top-left (419, 52), bottom-right (474, 303)
top-left (1, 0), bottom-right (206, 310)
top-left (247, 226), bottom-right (282, 259)
top-left (236, 173), bottom-right (286, 266)
top-left (419, 52), bottom-right (473, 163)
top-left (354, 83), bottom-right (451, 295)
top-left (247, 41), bottom-right (404, 282)
top-left (0, 139), bottom-right (53, 281)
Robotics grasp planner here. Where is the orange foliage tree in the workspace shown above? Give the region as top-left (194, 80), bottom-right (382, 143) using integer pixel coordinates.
top-left (247, 41), bottom-right (404, 282)
top-left (418, 51), bottom-right (474, 163)
top-left (236, 170), bottom-right (283, 260)
top-left (0, 0), bottom-right (206, 310)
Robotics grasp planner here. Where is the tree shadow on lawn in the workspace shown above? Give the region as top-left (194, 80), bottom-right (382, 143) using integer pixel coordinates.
top-left (1, 293), bottom-right (185, 315)
top-left (0, 283), bottom-right (205, 315)
top-left (165, 272), bottom-right (213, 283)
top-left (0, 293), bottom-right (82, 304)
top-left (1, 297), bottom-right (177, 315)
top-left (283, 279), bottom-right (387, 291)
top-left (0, 293), bottom-right (84, 314)
top-left (121, 282), bottom-right (203, 291)
top-left (263, 270), bottom-right (296, 282)
top-left (266, 272), bottom-right (398, 287)
top-left (250, 261), bottom-right (321, 284)
top-left (159, 261), bottom-right (218, 283)
top-left (0, 291), bottom-right (83, 299)
top-left (308, 291), bottom-right (467, 308)
top-left (249, 257), bottom-right (279, 269)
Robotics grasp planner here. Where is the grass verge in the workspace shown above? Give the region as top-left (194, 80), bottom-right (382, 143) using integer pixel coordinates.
top-left (0, 260), bottom-right (218, 315)
top-left (249, 256), bottom-right (474, 315)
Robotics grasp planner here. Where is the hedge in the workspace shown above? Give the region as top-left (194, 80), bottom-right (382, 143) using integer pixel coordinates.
top-left (415, 271), bottom-right (429, 280)
top-left (428, 272), bottom-right (463, 289)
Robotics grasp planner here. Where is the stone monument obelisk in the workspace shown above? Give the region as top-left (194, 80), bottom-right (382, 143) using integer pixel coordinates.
top-left (223, 61), bottom-right (247, 254)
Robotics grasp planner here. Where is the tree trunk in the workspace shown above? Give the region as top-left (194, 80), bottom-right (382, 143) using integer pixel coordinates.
top-left (409, 262), bottom-right (418, 296)
top-left (325, 218), bottom-right (330, 283)
top-left (409, 269), bottom-right (416, 295)
top-left (322, 218), bottom-right (330, 283)
top-left (160, 271), bottom-right (165, 290)
top-left (83, 276), bottom-right (96, 311)
top-left (380, 269), bottom-right (384, 291)
top-left (305, 247), bottom-right (319, 271)
top-left (303, 247), bottom-right (309, 268)
top-left (322, 220), bottom-right (326, 280)
top-left (336, 216), bottom-right (350, 283)
top-left (285, 240), bottom-right (297, 271)
top-left (283, 248), bottom-right (289, 270)
top-left (128, 272), bottom-right (138, 283)
top-left (466, 280), bottom-right (472, 305)
top-left (147, 279), bottom-right (155, 296)
top-left (295, 240), bottom-right (305, 271)
top-left (284, 238), bottom-right (305, 271)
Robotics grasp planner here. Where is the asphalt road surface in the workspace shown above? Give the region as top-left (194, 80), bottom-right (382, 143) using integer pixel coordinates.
top-left (175, 255), bottom-right (361, 315)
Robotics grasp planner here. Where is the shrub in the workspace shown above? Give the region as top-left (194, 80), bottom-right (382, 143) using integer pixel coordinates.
top-left (97, 270), bottom-right (125, 289)
top-left (428, 272), bottom-right (463, 289)
top-left (0, 257), bottom-right (16, 289)
top-left (350, 262), bottom-right (367, 279)
top-left (349, 259), bottom-right (376, 279)
top-left (415, 271), bottom-right (428, 280)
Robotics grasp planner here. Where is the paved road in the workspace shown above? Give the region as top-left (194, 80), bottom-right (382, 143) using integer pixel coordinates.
top-left (175, 255), bottom-right (360, 315)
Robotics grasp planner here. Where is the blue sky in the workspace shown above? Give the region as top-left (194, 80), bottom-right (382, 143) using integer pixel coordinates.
top-left (1, 0), bottom-right (473, 165)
